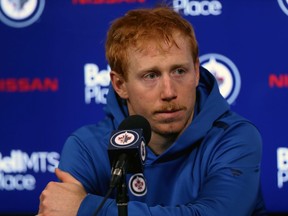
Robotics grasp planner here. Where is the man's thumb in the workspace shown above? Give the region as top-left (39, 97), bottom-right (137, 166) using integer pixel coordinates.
top-left (55, 168), bottom-right (81, 185)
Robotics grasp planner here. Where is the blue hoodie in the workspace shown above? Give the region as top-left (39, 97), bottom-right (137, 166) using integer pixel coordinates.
top-left (58, 67), bottom-right (266, 215)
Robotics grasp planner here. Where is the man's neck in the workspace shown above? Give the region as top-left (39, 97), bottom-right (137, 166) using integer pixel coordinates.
top-left (148, 132), bottom-right (177, 155)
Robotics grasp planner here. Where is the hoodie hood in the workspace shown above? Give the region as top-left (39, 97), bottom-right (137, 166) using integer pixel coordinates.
top-left (103, 83), bottom-right (129, 129)
top-left (104, 67), bottom-right (230, 161)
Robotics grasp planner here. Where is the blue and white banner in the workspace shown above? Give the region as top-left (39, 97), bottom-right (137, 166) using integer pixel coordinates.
top-left (1, 0), bottom-right (287, 214)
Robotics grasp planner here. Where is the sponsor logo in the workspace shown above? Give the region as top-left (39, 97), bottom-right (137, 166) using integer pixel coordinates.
top-left (269, 73), bottom-right (288, 88)
top-left (72, 0), bottom-right (145, 5)
top-left (173, 0), bottom-right (222, 16)
top-left (110, 130), bottom-right (139, 148)
top-left (277, 147), bottom-right (288, 188)
top-left (84, 63), bottom-right (110, 104)
top-left (0, 150), bottom-right (60, 191)
top-left (0, 0), bottom-right (45, 28)
top-left (0, 77), bottom-right (59, 92)
top-left (278, 0), bottom-right (288, 16)
top-left (200, 53), bottom-right (241, 104)
top-left (129, 173), bottom-right (147, 196)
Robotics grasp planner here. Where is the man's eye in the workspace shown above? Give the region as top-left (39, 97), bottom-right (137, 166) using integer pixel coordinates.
top-left (144, 73), bottom-right (158, 80)
top-left (174, 68), bottom-right (186, 75)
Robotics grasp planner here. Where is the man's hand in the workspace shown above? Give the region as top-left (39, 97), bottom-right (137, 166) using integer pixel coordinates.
top-left (38, 168), bottom-right (87, 216)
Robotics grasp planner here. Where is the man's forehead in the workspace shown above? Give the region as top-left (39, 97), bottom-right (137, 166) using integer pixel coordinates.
top-left (128, 35), bottom-right (189, 56)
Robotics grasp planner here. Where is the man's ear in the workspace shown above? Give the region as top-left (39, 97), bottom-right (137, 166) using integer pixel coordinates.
top-left (110, 71), bottom-right (128, 99)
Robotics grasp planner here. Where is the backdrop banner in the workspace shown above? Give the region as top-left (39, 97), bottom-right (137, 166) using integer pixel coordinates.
top-left (0, 0), bottom-right (287, 214)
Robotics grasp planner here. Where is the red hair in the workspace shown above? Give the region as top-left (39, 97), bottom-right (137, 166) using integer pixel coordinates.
top-left (105, 6), bottom-right (198, 80)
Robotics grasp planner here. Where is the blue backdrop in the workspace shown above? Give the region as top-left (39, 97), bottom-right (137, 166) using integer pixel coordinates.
top-left (0, 0), bottom-right (287, 214)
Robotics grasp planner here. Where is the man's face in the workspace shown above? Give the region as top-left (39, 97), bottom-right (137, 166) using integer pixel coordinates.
top-left (113, 35), bottom-right (199, 138)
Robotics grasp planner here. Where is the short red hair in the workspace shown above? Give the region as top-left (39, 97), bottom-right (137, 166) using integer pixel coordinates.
top-left (105, 6), bottom-right (198, 80)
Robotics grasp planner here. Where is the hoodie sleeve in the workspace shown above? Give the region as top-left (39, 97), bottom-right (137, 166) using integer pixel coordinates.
top-left (77, 122), bottom-right (265, 216)
top-left (58, 126), bottom-right (112, 195)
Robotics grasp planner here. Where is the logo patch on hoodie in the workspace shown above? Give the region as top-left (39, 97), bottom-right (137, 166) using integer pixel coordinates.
top-left (129, 173), bottom-right (147, 196)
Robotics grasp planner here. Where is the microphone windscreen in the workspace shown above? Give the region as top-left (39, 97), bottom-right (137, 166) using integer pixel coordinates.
top-left (118, 115), bottom-right (151, 144)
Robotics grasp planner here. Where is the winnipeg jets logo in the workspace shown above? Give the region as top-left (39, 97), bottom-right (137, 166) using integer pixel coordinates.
top-left (111, 130), bottom-right (139, 148)
top-left (9, 0), bottom-right (28, 10)
top-left (117, 132), bottom-right (133, 144)
top-left (200, 53), bottom-right (241, 105)
top-left (0, 0), bottom-right (45, 28)
top-left (278, 0), bottom-right (288, 16)
top-left (129, 173), bottom-right (147, 196)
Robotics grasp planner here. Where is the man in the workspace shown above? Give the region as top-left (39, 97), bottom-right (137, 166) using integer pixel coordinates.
top-left (38, 6), bottom-right (266, 216)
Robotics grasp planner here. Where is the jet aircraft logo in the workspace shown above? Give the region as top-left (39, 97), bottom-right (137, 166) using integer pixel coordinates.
top-left (0, 0), bottom-right (45, 28)
top-left (111, 130), bottom-right (139, 148)
top-left (129, 173), bottom-right (147, 196)
top-left (200, 53), bottom-right (241, 105)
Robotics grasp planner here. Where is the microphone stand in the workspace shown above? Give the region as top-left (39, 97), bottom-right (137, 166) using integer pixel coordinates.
top-left (116, 168), bottom-right (129, 216)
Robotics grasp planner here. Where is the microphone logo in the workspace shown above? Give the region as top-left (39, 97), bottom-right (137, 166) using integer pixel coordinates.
top-left (111, 130), bottom-right (139, 147)
top-left (141, 141), bottom-right (146, 162)
top-left (129, 173), bottom-right (147, 197)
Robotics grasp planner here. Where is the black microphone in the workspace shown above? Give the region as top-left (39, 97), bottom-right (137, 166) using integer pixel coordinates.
top-left (108, 115), bottom-right (151, 188)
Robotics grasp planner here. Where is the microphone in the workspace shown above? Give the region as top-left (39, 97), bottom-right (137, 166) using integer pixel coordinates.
top-left (108, 115), bottom-right (151, 188)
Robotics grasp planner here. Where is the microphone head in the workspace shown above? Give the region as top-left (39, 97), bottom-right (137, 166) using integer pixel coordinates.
top-left (118, 115), bottom-right (151, 144)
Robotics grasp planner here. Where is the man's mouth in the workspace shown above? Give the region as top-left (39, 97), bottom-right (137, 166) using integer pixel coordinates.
top-left (155, 103), bottom-right (185, 114)
top-left (155, 109), bottom-right (181, 114)
top-left (154, 108), bottom-right (184, 121)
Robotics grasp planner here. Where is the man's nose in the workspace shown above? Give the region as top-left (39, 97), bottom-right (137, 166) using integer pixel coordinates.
top-left (160, 75), bottom-right (177, 101)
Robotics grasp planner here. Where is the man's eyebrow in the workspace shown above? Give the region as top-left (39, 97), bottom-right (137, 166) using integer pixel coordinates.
top-left (171, 63), bottom-right (190, 69)
top-left (137, 62), bottom-right (191, 73)
top-left (137, 66), bottom-right (161, 74)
